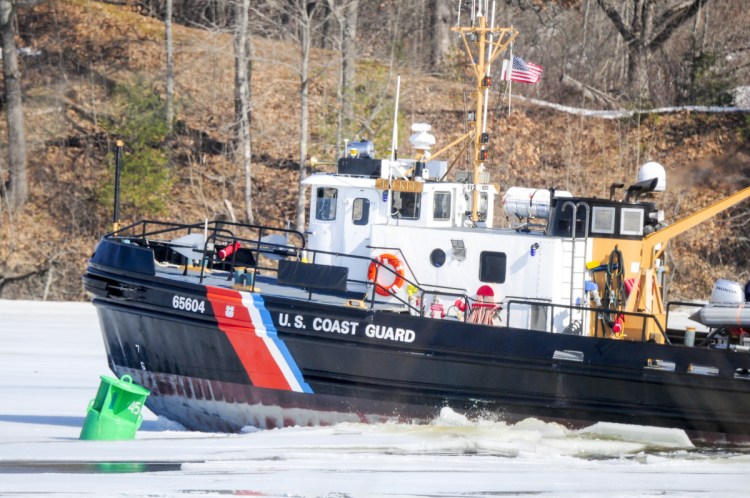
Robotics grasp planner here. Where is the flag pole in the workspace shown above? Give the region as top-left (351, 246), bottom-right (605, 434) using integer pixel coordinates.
top-left (508, 31), bottom-right (513, 116)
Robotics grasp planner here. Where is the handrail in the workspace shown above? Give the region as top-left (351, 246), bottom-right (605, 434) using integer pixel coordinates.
top-left (106, 219), bottom-right (476, 319)
top-left (104, 219), bottom-right (682, 343)
top-left (367, 244), bottom-right (467, 294)
top-left (505, 299), bottom-right (671, 344)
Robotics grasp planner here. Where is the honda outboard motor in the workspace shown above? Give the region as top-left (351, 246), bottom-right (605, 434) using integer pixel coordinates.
top-left (709, 279), bottom-right (745, 304)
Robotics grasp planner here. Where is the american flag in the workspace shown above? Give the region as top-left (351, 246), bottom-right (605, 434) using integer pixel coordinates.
top-left (501, 56), bottom-right (543, 84)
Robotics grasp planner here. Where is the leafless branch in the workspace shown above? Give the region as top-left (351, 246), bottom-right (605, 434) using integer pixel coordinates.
top-left (650, 0), bottom-right (707, 50)
top-left (596, 0), bottom-right (635, 44)
top-left (0, 265), bottom-right (49, 293)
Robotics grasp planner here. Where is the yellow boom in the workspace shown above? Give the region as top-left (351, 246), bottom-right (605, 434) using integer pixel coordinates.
top-left (623, 185), bottom-right (750, 340)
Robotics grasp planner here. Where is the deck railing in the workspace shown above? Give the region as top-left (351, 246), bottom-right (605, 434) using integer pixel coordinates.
top-left (505, 299), bottom-right (670, 344)
top-left (108, 220), bottom-right (671, 340)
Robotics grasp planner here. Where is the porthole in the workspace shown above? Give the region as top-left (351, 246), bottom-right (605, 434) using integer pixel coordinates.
top-left (430, 249), bottom-right (446, 268)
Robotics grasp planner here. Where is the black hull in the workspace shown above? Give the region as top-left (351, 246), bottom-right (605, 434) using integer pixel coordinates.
top-left (85, 262), bottom-right (750, 443)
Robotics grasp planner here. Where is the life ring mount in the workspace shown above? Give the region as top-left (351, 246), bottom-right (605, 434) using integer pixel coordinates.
top-left (367, 254), bottom-right (405, 296)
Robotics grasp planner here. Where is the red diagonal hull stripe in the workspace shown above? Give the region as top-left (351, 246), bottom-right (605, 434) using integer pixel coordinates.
top-left (206, 286), bottom-right (292, 390)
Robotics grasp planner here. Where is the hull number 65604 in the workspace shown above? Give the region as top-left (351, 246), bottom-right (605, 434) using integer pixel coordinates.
top-left (172, 295), bottom-right (206, 313)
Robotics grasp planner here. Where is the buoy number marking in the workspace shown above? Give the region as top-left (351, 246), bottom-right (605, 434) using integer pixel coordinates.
top-left (128, 401), bottom-right (142, 416)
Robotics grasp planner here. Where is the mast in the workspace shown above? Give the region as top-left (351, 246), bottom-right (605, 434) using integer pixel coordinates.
top-left (452, 8), bottom-right (517, 223)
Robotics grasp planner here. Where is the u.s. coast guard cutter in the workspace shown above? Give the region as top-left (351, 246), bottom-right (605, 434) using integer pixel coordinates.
top-left (83, 7), bottom-right (750, 442)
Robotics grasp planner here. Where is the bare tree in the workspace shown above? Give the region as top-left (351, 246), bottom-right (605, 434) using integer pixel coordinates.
top-left (429, 0), bottom-right (451, 71)
top-left (325, 0), bottom-right (358, 155)
top-left (0, 0), bottom-right (42, 209)
top-left (291, 0), bottom-right (323, 232)
top-left (596, 0), bottom-right (709, 102)
top-left (255, 1), bottom-right (330, 230)
top-left (340, 0), bottom-right (358, 141)
top-left (234, 0), bottom-right (253, 223)
top-left (165, 0), bottom-right (175, 136)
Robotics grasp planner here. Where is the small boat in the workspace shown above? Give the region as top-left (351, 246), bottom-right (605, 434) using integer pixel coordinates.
top-left (83, 8), bottom-right (750, 442)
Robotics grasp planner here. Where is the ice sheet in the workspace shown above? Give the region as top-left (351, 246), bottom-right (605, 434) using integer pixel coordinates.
top-left (1, 299), bottom-right (749, 497)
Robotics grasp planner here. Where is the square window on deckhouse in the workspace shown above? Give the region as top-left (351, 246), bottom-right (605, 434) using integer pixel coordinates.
top-left (315, 187), bottom-right (338, 221)
top-left (391, 191), bottom-right (421, 220)
top-left (479, 251), bottom-right (507, 283)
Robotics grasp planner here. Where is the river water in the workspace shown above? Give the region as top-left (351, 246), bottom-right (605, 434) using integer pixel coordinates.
top-left (1, 300), bottom-right (748, 497)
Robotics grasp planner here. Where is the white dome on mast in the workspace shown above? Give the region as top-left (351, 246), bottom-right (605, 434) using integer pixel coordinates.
top-left (409, 122), bottom-right (436, 157)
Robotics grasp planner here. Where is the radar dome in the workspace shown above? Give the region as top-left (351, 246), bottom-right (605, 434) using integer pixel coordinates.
top-left (409, 123), bottom-right (436, 152)
top-left (638, 162), bottom-right (666, 192)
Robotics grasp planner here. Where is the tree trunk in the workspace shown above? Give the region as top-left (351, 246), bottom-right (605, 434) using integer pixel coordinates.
top-left (234, 0), bottom-right (253, 223)
top-left (334, 2), bottom-right (344, 157)
top-left (429, 0), bottom-right (451, 71)
top-left (1, 0), bottom-right (28, 209)
top-left (165, 0), bottom-right (174, 136)
top-left (296, 4), bottom-right (313, 232)
top-left (628, 0), bottom-right (652, 102)
top-left (319, 0), bottom-right (331, 49)
top-left (340, 0), bottom-right (358, 139)
top-left (627, 42), bottom-right (649, 102)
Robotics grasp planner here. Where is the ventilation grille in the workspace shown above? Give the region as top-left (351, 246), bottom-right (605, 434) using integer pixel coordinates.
top-left (620, 208), bottom-right (644, 235)
top-left (591, 206), bottom-right (615, 234)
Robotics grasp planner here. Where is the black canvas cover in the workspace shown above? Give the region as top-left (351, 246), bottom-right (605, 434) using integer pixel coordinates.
top-left (277, 260), bottom-right (349, 292)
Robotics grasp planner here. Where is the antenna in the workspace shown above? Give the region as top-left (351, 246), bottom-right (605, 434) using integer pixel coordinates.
top-left (390, 75), bottom-right (401, 163)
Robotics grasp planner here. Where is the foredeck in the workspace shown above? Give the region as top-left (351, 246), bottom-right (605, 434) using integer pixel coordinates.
top-left (153, 261), bottom-right (407, 312)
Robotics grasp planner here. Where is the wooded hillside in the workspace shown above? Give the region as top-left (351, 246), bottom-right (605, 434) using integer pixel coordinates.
top-left (0, 0), bottom-right (748, 301)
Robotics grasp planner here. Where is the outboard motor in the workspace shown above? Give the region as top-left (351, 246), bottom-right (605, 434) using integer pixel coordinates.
top-left (709, 279), bottom-right (745, 304)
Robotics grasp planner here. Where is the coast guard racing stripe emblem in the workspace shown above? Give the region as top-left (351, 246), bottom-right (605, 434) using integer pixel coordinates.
top-left (206, 287), bottom-right (312, 393)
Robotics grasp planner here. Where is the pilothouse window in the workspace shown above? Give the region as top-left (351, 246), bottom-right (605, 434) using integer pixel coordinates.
top-left (434, 192), bottom-right (451, 220)
top-left (391, 191), bottom-right (421, 220)
top-left (315, 187), bottom-right (338, 220)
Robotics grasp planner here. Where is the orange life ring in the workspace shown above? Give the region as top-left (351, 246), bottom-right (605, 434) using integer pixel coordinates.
top-left (368, 254), bottom-right (405, 296)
